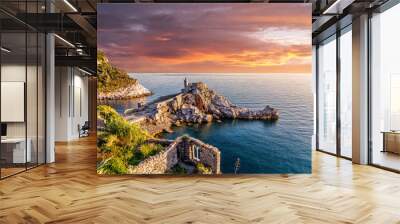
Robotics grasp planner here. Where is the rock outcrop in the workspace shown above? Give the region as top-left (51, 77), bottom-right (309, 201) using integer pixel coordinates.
top-left (97, 51), bottom-right (152, 100)
top-left (125, 81), bottom-right (278, 135)
top-left (97, 83), bottom-right (151, 100)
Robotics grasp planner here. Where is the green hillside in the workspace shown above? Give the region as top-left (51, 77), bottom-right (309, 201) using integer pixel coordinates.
top-left (96, 105), bottom-right (163, 174)
top-left (97, 51), bottom-right (138, 93)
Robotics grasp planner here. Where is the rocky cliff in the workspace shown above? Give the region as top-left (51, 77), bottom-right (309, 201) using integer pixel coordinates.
top-left (125, 81), bottom-right (279, 134)
top-left (97, 83), bottom-right (151, 100)
top-left (97, 51), bottom-right (151, 100)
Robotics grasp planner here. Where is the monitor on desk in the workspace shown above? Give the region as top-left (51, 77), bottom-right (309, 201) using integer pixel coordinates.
top-left (1, 123), bottom-right (7, 138)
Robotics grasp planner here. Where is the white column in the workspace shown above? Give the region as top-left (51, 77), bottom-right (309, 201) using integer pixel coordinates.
top-left (45, 0), bottom-right (56, 163)
top-left (352, 14), bottom-right (369, 164)
top-left (46, 33), bottom-right (55, 163)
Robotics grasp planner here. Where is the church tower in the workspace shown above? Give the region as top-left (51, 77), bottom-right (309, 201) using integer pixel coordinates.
top-left (184, 77), bottom-right (188, 88)
top-left (182, 77), bottom-right (190, 93)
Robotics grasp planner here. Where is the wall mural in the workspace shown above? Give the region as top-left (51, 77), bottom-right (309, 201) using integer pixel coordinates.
top-left (97, 3), bottom-right (312, 175)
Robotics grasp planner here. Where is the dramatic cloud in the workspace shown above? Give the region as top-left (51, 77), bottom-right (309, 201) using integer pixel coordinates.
top-left (98, 3), bottom-right (311, 73)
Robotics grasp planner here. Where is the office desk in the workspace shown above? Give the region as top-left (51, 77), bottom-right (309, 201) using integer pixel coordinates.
top-left (382, 131), bottom-right (400, 154)
top-left (1, 138), bottom-right (31, 163)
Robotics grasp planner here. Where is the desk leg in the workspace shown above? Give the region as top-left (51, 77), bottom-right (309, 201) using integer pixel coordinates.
top-left (382, 133), bottom-right (386, 153)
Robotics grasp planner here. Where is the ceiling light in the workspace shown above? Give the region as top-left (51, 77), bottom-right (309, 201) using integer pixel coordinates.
top-left (63, 0), bottom-right (78, 12)
top-left (323, 1), bottom-right (340, 14)
top-left (78, 67), bottom-right (93, 76)
top-left (54, 34), bottom-right (75, 48)
top-left (323, 0), bottom-right (355, 15)
top-left (1, 47), bottom-right (11, 53)
top-left (76, 48), bottom-right (85, 55)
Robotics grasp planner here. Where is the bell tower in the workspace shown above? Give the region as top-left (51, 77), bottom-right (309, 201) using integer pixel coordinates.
top-left (184, 77), bottom-right (188, 89)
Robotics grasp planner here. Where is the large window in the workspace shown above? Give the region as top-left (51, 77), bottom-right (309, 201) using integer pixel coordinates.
top-left (370, 3), bottom-right (400, 171)
top-left (317, 35), bottom-right (337, 154)
top-left (316, 26), bottom-right (353, 159)
top-left (340, 27), bottom-right (352, 158)
top-left (390, 74), bottom-right (400, 130)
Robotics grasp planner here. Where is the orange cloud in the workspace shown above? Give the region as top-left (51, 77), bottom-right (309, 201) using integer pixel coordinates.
top-left (98, 4), bottom-right (312, 74)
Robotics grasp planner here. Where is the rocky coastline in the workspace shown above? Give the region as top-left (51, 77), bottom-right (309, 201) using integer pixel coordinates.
top-left (125, 80), bottom-right (279, 135)
top-left (97, 83), bottom-right (152, 100)
top-left (97, 51), bottom-right (152, 100)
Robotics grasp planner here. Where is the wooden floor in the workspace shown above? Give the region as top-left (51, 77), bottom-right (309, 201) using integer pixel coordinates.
top-left (373, 151), bottom-right (400, 171)
top-left (0, 167), bottom-right (26, 178)
top-left (1, 136), bottom-right (400, 224)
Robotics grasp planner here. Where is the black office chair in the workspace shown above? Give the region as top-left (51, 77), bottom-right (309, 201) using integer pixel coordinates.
top-left (79, 121), bottom-right (90, 138)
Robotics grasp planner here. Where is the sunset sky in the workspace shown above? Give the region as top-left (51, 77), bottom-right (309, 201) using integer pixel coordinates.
top-left (98, 4), bottom-right (311, 74)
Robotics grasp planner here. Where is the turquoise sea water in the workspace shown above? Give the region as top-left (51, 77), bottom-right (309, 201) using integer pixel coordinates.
top-left (106, 73), bottom-right (313, 174)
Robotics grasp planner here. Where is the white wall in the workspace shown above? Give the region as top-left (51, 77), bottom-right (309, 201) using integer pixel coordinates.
top-left (54, 67), bottom-right (89, 141)
top-left (1, 64), bottom-right (26, 81)
top-left (1, 64), bottom-right (34, 135)
top-left (1, 63), bottom-right (46, 164)
top-left (55, 66), bottom-right (70, 141)
top-left (1, 65), bottom-right (26, 139)
top-left (72, 72), bottom-right (89, 138)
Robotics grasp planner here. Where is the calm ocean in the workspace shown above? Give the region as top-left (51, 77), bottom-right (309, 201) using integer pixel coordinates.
top-left (106, 73), bottom-right (313, 174)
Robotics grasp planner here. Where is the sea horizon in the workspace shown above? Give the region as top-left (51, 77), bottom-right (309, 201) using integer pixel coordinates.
top-left (128, 72), bottom-right (312, 76)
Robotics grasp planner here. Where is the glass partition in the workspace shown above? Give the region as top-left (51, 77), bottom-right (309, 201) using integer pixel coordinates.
top-left (1, 31), bottom-right (28, 177)
top-left (0, 2), bottom-right (46, 179)
top-left (317, 35), bottom-right (337, 154)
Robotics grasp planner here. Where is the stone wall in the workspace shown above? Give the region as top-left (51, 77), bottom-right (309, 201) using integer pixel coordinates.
top-left (182, 137), bottom-right (221, 174)
top-left (129, 139), bottom-right (178, 174)
top-left (129, 136), bottom-right (221, 174)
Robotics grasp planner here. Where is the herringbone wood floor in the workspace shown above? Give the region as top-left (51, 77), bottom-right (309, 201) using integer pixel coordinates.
top-left (1, 136), bottom-right (400, 224)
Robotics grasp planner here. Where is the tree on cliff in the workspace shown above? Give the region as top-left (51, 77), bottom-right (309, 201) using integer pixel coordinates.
top-left (97, 51), bottom-right (138, 93)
